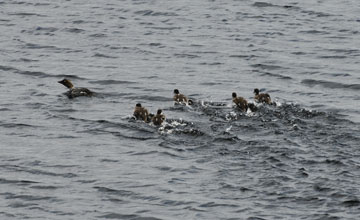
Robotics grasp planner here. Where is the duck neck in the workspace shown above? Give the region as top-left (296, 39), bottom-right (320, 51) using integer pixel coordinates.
top-left (66, 83), bottom-right (74, 89)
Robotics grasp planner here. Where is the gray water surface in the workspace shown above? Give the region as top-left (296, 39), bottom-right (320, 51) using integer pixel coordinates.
top-left (1, 0), bottom-right (360, 219)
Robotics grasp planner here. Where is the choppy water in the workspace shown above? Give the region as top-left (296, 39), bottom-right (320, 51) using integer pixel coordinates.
top-left (1, 0), bottom-right (360, 219)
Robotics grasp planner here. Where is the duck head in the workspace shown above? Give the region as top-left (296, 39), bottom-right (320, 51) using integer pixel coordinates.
top-left (254, 88), bottom-right (260, 95)
top-left (58, 79), bottom-right (74, 89)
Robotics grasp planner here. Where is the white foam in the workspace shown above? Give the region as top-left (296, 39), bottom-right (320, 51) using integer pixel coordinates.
top-left (225, 125), bottom-right (232, 133)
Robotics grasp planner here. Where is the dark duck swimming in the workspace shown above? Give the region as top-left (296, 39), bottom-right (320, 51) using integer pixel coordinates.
top-left (232, 92), bottom-right (248, 112)
top-left (58, 78), bottom-right (94, 99)
top-left (254, 88), bottom-right (272, 104)
top-left (133, 103), bottom-right (150, 123)
top-left (173, 89), bottom-right (193, 105)
top-left (152, 109), bottom-right (166, 126)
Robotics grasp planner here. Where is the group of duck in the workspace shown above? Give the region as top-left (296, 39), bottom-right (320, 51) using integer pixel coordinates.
top-left (58, 78), bottom-right (273, 126)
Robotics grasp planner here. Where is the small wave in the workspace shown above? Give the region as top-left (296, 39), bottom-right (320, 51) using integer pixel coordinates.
top-left (302, 79), bottom-right (360, 90)
top-left (93, 53), bottom-right (118, 58)
top-left (326, 73), bottom-right (351, 77)
top-left (18, 70), bottom-right (51, 77)
top-left (2, 192), bottom-right (57, 201)
top-left (140, 75), bottom-right (159, 79)
top-left (8, 12), bottom-right (47, 17)
top-left (260, 72), bottom-right (292, 80)
top-left (298, 30), bottom-right (330, 35)
top-left (220, 183), bottom-right (254, 192)
top-left (134, 10), bottom-right (178, 17)
top-left (0, 178), bottom-right (39, 185)
top-left (89, 33), bottom-right (107, 38)
top-left (252, 2), bottom-right (276, 7)
top-left (213, 136), bottom-right (241, 144)
top-left (2, 64), bottom-right (86, 79)
top-left (8, 202), bottom-right (38, 208)
top-left (148, 43), bottom-right (162, 47)
top-left (110, 131), bottom-right (159, 141)
top-left (99, 213), bottom-right (163, 220)
top-left (135, 10), bottom-right (155, 16)
top-left (199, 82), bottom-right (223, 86)
top-left (313, 184), bottom-right (333, 193)
top-left (301, 10), bottom-right (333, 17)
top-left (64, 28), bottom-right (85, 33)
top-left (18, 58), bottom-right (39, 62)
top-left (0, 122), bottom-right (40, 128)
top-left (229, 54), bottom-right (256, 60)
top-left (254, 31), bottom-right (284, 37)
top-left (35, 26), bottom-right (58, 32)
top-left (323, 159), bottom-right (345, 166)
top-left (98, 213), bottom-right (137, 219)
top-left (199, 62), bottom-right (223, 66)
top-left (247, 217), bottom-right (267, 220)
top-left (326, 49), bottom-right (359, 55)
top-left (24, 43), bottom-right (58, 49)
top-left (150, 26), bottom-right (181, 31)
top-left (4, 165), bottom-right (78, 178)
top-left (99, 159), bottom-right (119, 163)
top-left (30, 185), bottom-right (60, 190)
top-left (94, 186), bottom-right (137, 197)
top-left (318, 55), bottom-right (347, 59)
top-left (130, 150), bottom-right (160, 156)
top-left (127, 95), bottom-right (172, 102)
top-left (0, 212), bottom-right (15, 218)
top-left (251, 64), bottom-right (285, 70)
top-left (291, 51), bottom-right (307, 55)
top-left (152, 12), bottom-right (178, 17)
top-left (199, 202), bottom-right (239, 208)
top-left (174, 53), bottom-right (200, 58)
top-left (72, 20), bottom-right (86, 24)
top-left (34, 3), bottom-right (51, 6)
top-left (342, 199), bottom-right (360, 207)
top-left (161, 199), bottom-right (196, 206)
top-left (0, 65), bottom-right (18, 72)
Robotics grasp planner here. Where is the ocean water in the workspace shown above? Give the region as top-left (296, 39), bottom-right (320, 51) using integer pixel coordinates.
top-left (1, 0), bottom-right (360, 219)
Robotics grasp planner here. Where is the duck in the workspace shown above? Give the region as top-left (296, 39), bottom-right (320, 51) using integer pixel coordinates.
top-left (133, 103), bottom-right (150, 122)
top-left (232, 92), bottom-right (248, 112)
top-left (58, 78), bottom-right (94, 99)
top-left (173, 89), bottom-right (193, 105)
top-left (247, 103), bottom-right (258, 112)
top-left (254, 88), bottom-right (271, 104)
top-left (152, 109), bottom-right (166, 126)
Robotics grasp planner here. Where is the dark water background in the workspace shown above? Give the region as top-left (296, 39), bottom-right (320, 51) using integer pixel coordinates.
top-left (1, 0), bottom-right (360, 219)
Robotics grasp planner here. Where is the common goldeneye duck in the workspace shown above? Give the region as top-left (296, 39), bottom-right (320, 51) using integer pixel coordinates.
top-left (173, 89), bottom-right (193, 105)
top-left (254, 88), bottom-right (271, 104)
top-left (232, 92), bottom-right (248, 112)
top-left (133, 103), bottom-right (150, 122)
top-left (152, 109), bottom-right (165, 126)
top-left (58, 78), bottom-right (94, 99)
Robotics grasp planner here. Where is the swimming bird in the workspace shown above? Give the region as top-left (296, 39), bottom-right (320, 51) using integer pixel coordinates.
top-left (58, 78), bottom-right (93, 99)
top-left (247, 103), bottom-right (258, 112)
top-left (254, 88), bottom-right (271, 104)
top-left (173, 89), bottom-right (193, 105)
top-left (133, 103), bottom-right (150, 122)
top-left (152, 109), bottom-right (165, 126)
top-left (232, 92), bottom-right (248, 112)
